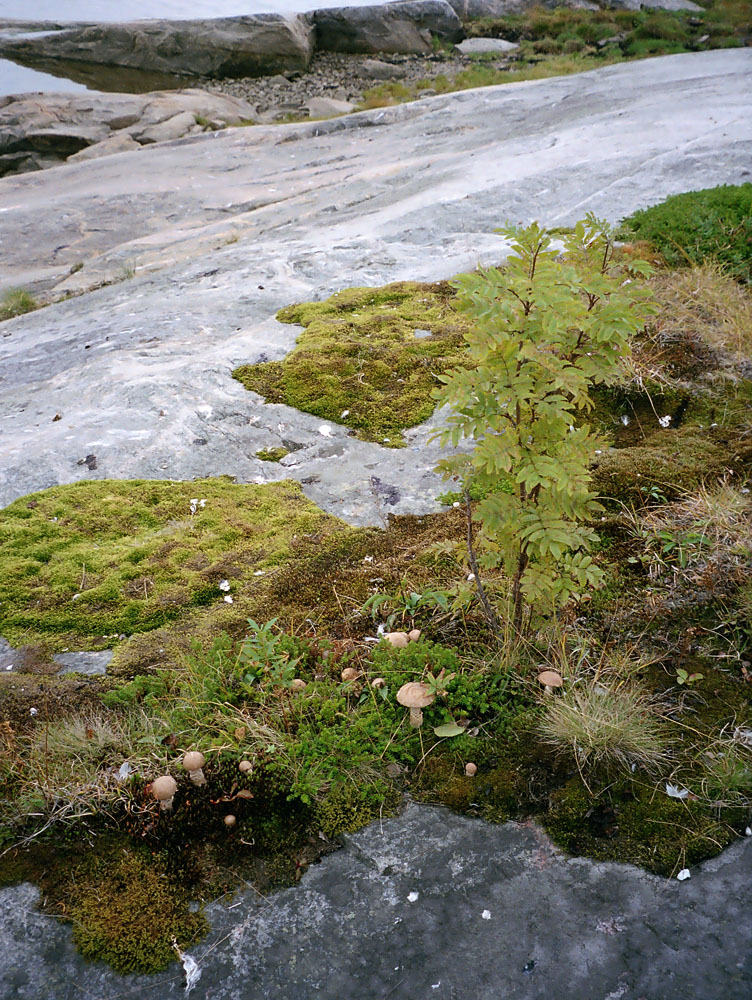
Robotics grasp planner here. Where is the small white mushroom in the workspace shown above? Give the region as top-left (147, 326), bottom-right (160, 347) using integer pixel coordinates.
top-left (151, 775), bottom-right (178, 811)
top-left (465, 762), bottom-right (478, 777)
top-left (537, 670), bottom-right (564, 696)
top-left (182, 751), bottom-right (206, 786)
top-left (408, 629), bottom-right (421, 643)
top-left (384, 631), bottom-right (409, 648)
top-left (396, 682), bottom-right (436, 728)
top-left (239, 760), bottom-right (252, 774)
top-left (371, 677), bottom-right (386, 689)
top-left (290, 678), bottom-right (307, 691)
top-left (224, 814), bottom-right (236, 828)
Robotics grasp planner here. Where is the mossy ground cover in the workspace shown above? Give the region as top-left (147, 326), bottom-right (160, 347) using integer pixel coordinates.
top-left (2, 210), bottom-right (752, 972)
top-left (233, 280), bottom-right (469, 446)
top-left (0, 477), bottom-right (340, 653)
top-left (358, 1), bottom-right (749, 110)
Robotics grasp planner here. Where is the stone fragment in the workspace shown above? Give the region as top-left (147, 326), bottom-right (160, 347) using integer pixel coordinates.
top-left (135, 110), bottom-right (198, 144)
top-left (67, 132), bottom-right (141, 162)
top-left (360, 57), bottom-right (409, 80)
top-left (456, 37), bottom-right (518, 54)
top-left (306, 96), bottom-right (355, 117)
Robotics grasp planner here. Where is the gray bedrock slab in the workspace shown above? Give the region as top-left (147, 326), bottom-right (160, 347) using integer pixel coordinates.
top-left (0, 49), bottom-right (750, 524)
top-left (0, 800), bottom-right (750, 1000)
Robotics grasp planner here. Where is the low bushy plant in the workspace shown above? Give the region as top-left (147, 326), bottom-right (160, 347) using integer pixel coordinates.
top-left (621, 184), bottom-right (752, 281)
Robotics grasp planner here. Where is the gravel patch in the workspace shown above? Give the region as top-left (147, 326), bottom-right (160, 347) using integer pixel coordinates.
top-left (203, 49), bottom-right (512, 121)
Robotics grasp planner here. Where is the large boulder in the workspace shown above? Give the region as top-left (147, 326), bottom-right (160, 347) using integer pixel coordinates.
top-left (0, 89), bottom-right (257, 176)
top-left (312, 0), bottom-right (464, 55)
top-left (0, 15), bottom-right (315, 79)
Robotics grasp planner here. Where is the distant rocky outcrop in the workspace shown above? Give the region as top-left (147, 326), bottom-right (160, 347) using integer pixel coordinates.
top-left (312, 1), bottom-right (464, 55)
top-left (0, 15), bottom-right (316, 80)
top-left (0, 89), bottom-right (256, 176)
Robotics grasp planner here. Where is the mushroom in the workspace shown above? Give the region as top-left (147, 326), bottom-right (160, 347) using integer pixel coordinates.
top-left (408, 629), bottom-right (421, 643)
top-left (384, 631), bottom-right (409, 648)
top-left (182, 751), bottom-right (206, 786)
top-left (465, 762), bottom-right (478, 777)
top-left (290, 678), bottom-right (307, 691)
top-left (537, 670), bottom-right (564, 696)
top-left (239, 760), bottom-right (252, 774)
top-left (151, 775), bottom-right (178, 811)
top-left (371, 677), bottom-right (386, 689)
top-left (396, 682), bottom-right (435, 728)
top-left (341, 667), bottom-right (360, 682)
top-left (224, 814), bottom-right (236, 828)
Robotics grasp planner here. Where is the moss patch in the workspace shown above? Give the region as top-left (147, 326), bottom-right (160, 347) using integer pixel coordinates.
top-left (233, 281), bottom-right (470, 446)
top-left (0, 478), bottom-right (341, 654)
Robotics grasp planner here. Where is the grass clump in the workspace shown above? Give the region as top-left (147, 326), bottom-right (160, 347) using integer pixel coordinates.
top-left (0, 288), bottom-right (37, 322)
top-left (538, 682), bottom-right (669, 775)
top-left (621, 184), bottom-right (752, 281)
top-left (233, 280), bottom-right (471, 446)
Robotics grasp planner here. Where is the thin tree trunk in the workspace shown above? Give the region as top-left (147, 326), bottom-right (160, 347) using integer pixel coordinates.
top-left (464, 491), bottom-right (504, 645)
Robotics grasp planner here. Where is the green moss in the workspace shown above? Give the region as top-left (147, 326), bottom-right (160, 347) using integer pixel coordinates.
top-left (315, 784), bottom-right (393, 837)
top-left (591, 430), bottom-right (738, 503)
top-left (69, 848), bottom-right (207, 974)
top-left (544, 778), bottom-right (738, 876)
top-left (0, 478), bottom-right (342, 652)
top-left (255, 447), bottom-right (289, 463)
top-left (233, 281), bottom-right (471, 446)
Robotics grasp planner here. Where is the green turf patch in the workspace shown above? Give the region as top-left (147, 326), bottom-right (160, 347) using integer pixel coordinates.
top-left (0, 478), bottom-right (340, 651)
top-left (233, 280), bottom-right (472, 446)
top-left (620, 184), bottom-right (752, 281)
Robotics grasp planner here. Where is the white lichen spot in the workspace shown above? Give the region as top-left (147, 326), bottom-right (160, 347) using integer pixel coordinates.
top-left (318, 425), bottom-right (333, 437)
top-left (658, 415), bottom-right (672, 428)
top-left (407, 891), bottom-right (419, 903)
top-left (676, 868), bottom-right (691, 881)
top-left (620, 414), bottom-right (630, 426)
top-left (219, 579), bottom-right (231, 592)
top-left (223, 595), bottom-right (234, 604)
top-left (481, 910), bottom-right (492, 920)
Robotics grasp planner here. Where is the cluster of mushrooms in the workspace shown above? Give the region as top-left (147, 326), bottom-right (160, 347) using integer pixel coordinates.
top-left (150, 628), bottom-right (518, 819)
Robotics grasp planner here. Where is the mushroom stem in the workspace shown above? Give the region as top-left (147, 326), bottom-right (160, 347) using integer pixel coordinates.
top-left (409, 707), bottom-right (424, 728)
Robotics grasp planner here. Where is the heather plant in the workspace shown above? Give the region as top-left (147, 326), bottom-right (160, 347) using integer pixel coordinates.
top-left (433, 216), bottom-right (656, 630)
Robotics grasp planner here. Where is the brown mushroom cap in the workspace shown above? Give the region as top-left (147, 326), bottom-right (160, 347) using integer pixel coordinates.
top-left (341, 667), bottom-right (360, 682)
top-left (182, 751), bottom-right (205, 772)
top-left (239, 760), bottom-right (252, 774)
top-left (224, 814), bottom-right (236, 827)
top-left (371, 677), bottom-right (386, 689)
top-left (396, 682), bottom-right (435, 709)
top-left (290, 678), bottom-right (307, 691)
top-left (537, 670), bottom-right (563, 689)
top-left (151, 775), bottom-right (177, 801)
top-left (465, 762), bottom-right (478, 777)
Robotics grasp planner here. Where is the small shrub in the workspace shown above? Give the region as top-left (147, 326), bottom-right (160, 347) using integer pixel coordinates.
top-left (621, 184), bottom-right (752, 282)
top-left (539, 682), bottom-right (669, 774)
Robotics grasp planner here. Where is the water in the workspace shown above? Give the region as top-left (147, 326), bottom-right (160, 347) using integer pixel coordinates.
top-left (0, 0), bottom-right (384, 97)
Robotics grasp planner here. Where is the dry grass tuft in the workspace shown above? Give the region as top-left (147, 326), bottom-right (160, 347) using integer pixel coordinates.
top-left (539, 682), bottom-right (670, 775)
top-left (649, 263), bottom-right (752, 360)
